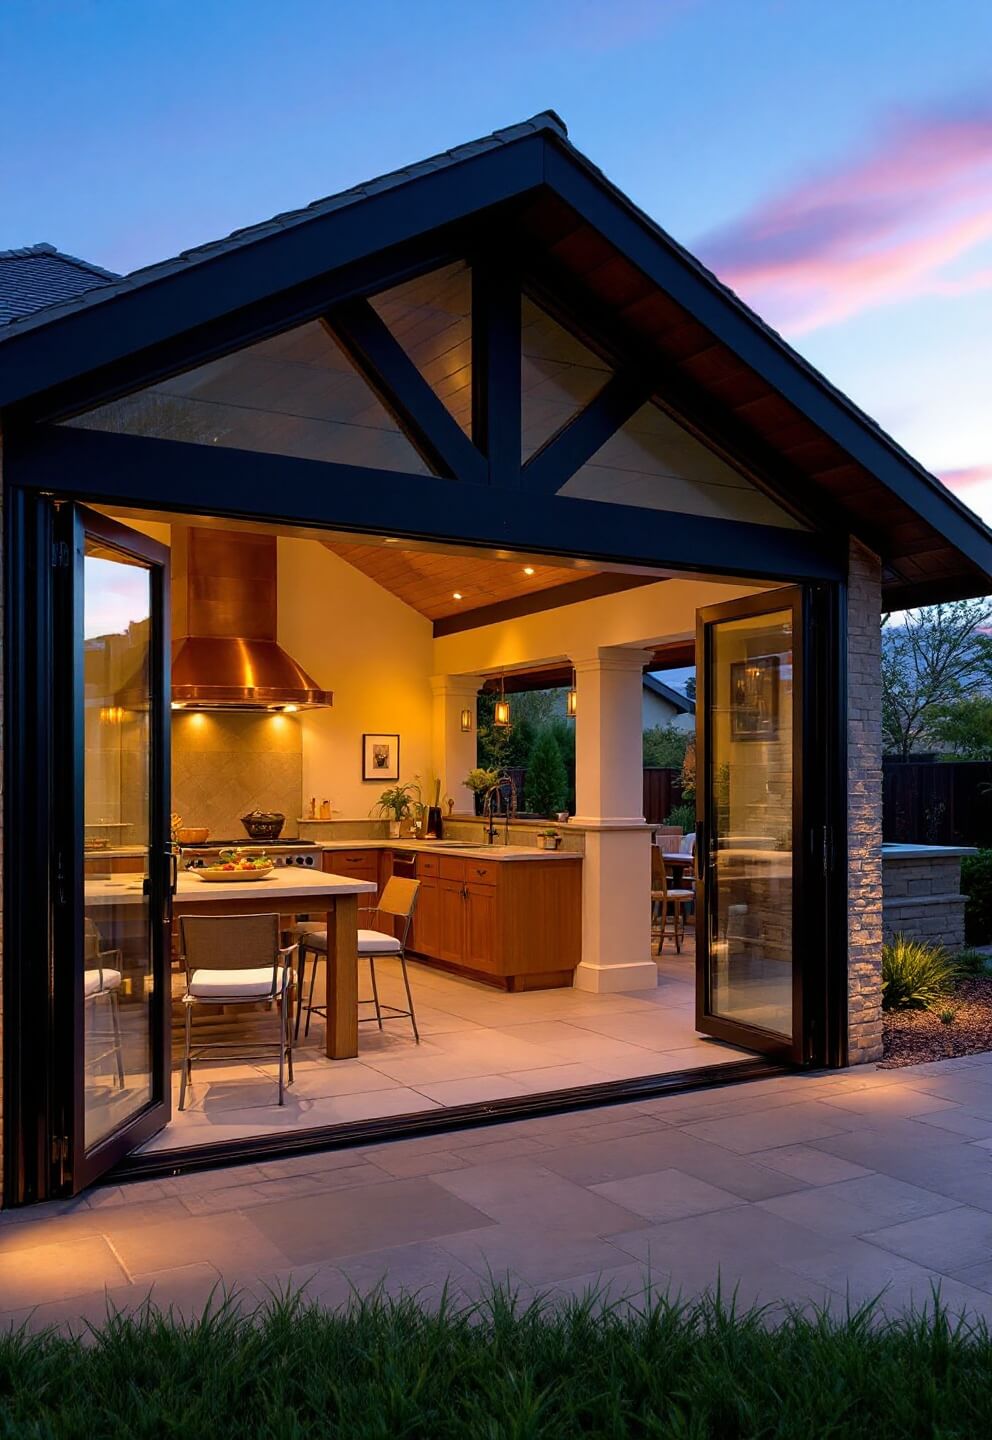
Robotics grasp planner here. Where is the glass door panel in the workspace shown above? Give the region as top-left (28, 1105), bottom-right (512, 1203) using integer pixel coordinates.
top-left (696, 589), bottom-right (803, 1060)
top-left (55, 506), bottom-right (171, 1192)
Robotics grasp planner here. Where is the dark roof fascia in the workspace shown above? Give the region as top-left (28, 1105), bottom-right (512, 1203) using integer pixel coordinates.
top-left (643, 673), bottom-right (694, 712)
top-left (540, 140), bottom-right (992, 587)
top-left (0, 128), bottom-right (550, 413)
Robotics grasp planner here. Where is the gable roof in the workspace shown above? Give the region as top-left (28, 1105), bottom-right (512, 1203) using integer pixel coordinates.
top-left (643, 674), bottom-right (695, 714)
top-left (0, 111), bottom-right (989, 610)
top-left (0, 243), bottom-right (118, 325)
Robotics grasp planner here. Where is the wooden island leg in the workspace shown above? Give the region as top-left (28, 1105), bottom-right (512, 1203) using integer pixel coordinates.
top-left (324, 893), bottom-right (359, 1059)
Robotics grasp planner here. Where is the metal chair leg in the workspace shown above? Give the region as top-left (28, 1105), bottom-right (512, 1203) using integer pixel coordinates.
top-left (399, 953), bottom-right (420, 1043)
top-left (368, 956), bottom-right (384, 1029)
top-left (304, 950), bottom-right (321, 1038)
top-left (109, 989), bottom-right (125, 1088)
top-left (294, 945), bottom-right (307, 1040)
top-left (179, 999), bottom-right (193, 1111)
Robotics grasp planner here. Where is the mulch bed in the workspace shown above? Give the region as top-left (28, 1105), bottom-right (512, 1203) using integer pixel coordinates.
top-left (880, 976), bottom-right (992, 1067)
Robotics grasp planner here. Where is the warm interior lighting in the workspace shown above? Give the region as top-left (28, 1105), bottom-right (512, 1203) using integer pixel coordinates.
top-left (523, 566), bottom-right (535, 576)
top-left (283, 704), bottom-right (299, 713)
top-left (566, 665), bottom-right (577, 717)
top-left (383, 537), bottom-right (399, 544)
top-left (99, 705), bottom-right (126, 725)
top-left (170, 701), bottom-right (185, 710)
top-left (460, 707), bottom-right (473, 732)
top-left (452, 591), bottom-right (463, 600)
top-left (494, 672), bottom-right (511, 728)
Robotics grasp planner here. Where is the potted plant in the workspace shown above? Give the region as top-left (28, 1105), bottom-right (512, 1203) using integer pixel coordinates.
top-left (536, 828), bottom-right (562, 851)
top-left (464, 767), bottom-right (501, 816)
top-left (371, 782), bottom-right (420, 838)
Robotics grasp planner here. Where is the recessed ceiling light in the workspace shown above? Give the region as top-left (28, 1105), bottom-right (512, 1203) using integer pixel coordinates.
top-left (452, 591), bottom-right (463, 600)
top-left (523, 566), bottom-right (535, 576)
top-left (384, 537), bottom-right (398, 544)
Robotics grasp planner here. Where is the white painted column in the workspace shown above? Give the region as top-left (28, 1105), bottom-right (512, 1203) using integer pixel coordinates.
top-left (572, 647), bottom-right (657, 992)
top-left (430, 674), bottom-right (485, 814)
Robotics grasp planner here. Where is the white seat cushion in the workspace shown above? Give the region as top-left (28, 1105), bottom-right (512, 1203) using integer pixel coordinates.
top-left (188, 967), bottom-right (282, 999)
top-left (667, 889), bottom-right (695, 901)
top-left (298, 927), bottom-right (402, 956)
top-left (84, 968), bottom-right (121, 997)
top-left (358, 928), bottom-right (401, 956)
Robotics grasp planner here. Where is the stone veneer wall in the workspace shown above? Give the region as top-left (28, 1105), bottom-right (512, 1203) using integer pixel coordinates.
top-left (847, 538), bottom-right (884, 1064)
top-left (882, 851), bottom-right (969, 950)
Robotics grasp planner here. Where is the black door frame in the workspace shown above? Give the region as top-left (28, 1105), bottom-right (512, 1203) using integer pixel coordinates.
top-left (694, 582), bottom-right (846, 1067)
top-left (3, 457), bottom-right (849, 1206)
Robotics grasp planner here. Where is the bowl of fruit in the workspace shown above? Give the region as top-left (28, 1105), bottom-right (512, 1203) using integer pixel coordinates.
top-left (194, 849), bottom-right (275, 882)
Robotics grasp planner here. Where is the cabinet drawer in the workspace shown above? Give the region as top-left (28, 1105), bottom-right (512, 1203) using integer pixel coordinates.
top-left (439, 857), bottom-right (467, 882)
top-left (323, 851), bottom-right (378, 877)
top-left (418, 854), bottom-right (440, 878)
top-left (464, 860), bottom-right (498, 886)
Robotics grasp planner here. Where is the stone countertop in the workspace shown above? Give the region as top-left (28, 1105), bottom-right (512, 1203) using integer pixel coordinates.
top-left (316, 840), bottom-right (581, 862)
top-left (85, 869), bottom-right (377, 907)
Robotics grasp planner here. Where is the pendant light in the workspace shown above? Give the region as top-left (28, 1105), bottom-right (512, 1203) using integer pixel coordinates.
top-left (566, 666), bottom-right (577, 718)
top-left (493, 671), bottom-right (511, 729)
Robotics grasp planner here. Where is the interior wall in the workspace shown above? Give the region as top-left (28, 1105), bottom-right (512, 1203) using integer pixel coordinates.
top-left (277, 538), bottom-right (434, 820)
top-left (172, 710), bottom-right (303, 838)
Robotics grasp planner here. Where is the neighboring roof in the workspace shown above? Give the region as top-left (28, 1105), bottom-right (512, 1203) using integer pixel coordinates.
top-left (643, 674), bottom-right (695, 713)
top-left (0, 111), bottom-right (989, 608)
top-left (0, 243), bottom-right (118, 325)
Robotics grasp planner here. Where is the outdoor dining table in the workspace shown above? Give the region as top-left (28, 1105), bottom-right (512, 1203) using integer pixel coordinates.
top-left (86, 867), bottom-right (377, 1060)
top-left (660, 851), bottom-right (695, 885)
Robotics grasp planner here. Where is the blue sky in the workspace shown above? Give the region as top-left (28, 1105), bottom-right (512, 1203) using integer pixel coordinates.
top-left (4, 0), bottom-right (992, 517)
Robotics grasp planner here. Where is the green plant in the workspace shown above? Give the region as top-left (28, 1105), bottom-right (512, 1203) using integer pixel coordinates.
top-left (524, 728), bottom-right (569, 816)
top-left (954, 946), bottom-right (990, 978)
top-left (963, 850), bottom-right (992, 946)
top-left (939, 1008), bottom-right (957, 1025)
top-left (882, 934), bottom-right (958, 1011)
top-left (4, 1285), bottom-right (992, 1437)
top-left (464, 766), bottom-right (501, 794)
top-left (370, 781), bottom-right (420, 821)
top-left (664, 801), bottom-right (696, 834)
top-left (643, 724), bottom-right (690, 768)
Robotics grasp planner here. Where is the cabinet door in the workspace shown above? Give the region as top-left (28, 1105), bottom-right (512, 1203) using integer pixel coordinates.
top-left (464, 883), bottom-right (497, 972)
top-left (438, 879), bottom-right (466, 964)
top-left (411, 877), bottom-right (440, 956)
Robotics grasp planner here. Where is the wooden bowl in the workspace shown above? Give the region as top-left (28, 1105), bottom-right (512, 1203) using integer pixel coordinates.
top-left (177, 827), bottom-right (210, 844)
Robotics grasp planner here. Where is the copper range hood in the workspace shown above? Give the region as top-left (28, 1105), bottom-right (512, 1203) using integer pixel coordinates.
top-left (171, 526), bottom-right (333, 710)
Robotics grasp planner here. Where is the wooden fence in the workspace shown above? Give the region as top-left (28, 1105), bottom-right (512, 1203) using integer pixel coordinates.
top-left (883, 759), bottom-right (992, 847)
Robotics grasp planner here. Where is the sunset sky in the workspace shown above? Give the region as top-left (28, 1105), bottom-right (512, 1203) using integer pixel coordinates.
top-left (5, 0), bottom-right (991, 523)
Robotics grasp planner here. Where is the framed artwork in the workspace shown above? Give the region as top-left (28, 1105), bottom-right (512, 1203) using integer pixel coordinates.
top-left (362, 732), bottom-right (400, 781)
top-left (730, 655), bottom-right (780, 741)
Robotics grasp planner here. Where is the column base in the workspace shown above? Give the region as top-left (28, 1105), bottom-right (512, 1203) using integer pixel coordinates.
top-left (573, 959), bottom-right (659, 993)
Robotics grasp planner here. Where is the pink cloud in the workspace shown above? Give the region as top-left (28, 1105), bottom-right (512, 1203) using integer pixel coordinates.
top-left (698, 105), bottom-right (992, 333)
top-left (942, 464), bottom-right (992, 496)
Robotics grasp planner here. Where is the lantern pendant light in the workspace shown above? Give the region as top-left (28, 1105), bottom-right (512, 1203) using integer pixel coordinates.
top-left (566, 666), bottom-right (577, 718)
top-left (494, 671), bottom-right (511, 729)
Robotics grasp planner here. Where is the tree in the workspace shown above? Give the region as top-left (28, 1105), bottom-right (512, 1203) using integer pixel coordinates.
top-left (524, 729), bottom-right (569, 816)
top-left (643, 725), bottom-right (690, 768)
top-left (930, 695), bottom-right (992, 761)
top-left (881, 600), bottom-right (992, 759)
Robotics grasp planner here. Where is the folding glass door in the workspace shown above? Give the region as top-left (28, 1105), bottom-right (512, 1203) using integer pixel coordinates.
top-left (694, 588), bottom-right (807, 1062)
top-left (51, 506), bottom-right (172, 1192)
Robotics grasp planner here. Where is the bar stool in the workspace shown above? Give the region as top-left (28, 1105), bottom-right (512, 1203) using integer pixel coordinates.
top-left (296, 877), bottom-right (421, 1044)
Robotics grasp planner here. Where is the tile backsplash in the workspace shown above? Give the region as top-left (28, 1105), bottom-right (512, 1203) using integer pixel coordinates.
top-left (172, 711), bottom-right (303, 840)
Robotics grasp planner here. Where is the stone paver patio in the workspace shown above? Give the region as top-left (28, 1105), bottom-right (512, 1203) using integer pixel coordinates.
top-left (7, 1055), bottom-right (992, 1330)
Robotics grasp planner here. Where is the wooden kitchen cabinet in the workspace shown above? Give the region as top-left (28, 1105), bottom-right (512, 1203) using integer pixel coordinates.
top-left (408, 853), bottom-right (581, 990)
top-left (322, 849), bottom-right (380, 898)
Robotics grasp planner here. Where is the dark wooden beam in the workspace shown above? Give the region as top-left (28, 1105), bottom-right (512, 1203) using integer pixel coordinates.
top-left (9, 425), bottom-right (847, 586)
top-left (472, 252), bottom-right (522, 486)
top-left (0, 137), bottom-right (548, 412)
top-left (433, 573), bottom-right (658, 637)
top-left (522, 371), bottom-right (650, 494)
top-left (325, 299), bottom-right (486, 485)
top-left (542, 143), bottom-right (992, 586)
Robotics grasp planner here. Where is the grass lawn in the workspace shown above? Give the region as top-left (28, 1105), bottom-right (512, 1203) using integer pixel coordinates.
top-left (2, 1284), bottom-right (991, 1437)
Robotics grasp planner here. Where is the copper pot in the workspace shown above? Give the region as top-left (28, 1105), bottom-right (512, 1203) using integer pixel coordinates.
top-left (177, 827), bottom-right (210, 844)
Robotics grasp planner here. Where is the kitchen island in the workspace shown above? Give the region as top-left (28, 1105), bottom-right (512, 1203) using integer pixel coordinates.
top-left (316, 843), bottom-right (583, 990)
top-left (86, 869), bottom-right (377, 1059)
